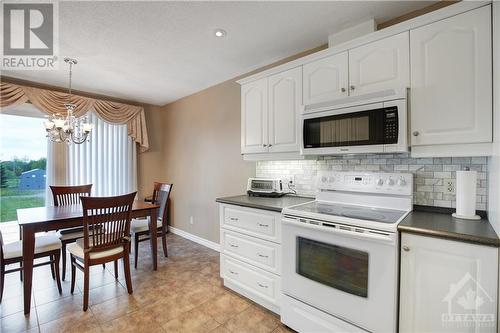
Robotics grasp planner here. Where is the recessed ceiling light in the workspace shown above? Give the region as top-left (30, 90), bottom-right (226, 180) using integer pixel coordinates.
top-left (214, 29), bottom-right (226, 38)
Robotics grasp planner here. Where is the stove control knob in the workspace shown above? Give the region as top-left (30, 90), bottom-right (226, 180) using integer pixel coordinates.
top-left (398, 178), bottom-right (407, 186)
top-left (387, 178), bottom-right (395, 186)
top-left (376, 178), bottom-right (384, 186)
top-left (321, 176), bottom-right (328, 183)
top-left (328, 177), bottom-right (335, 183)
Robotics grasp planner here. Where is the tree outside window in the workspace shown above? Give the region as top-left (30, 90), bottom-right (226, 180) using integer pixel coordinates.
top-left (0, 113), bottom-right (47, 222)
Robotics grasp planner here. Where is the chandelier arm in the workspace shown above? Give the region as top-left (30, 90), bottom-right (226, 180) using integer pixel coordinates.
top-left (58, 129), bottom-right (68, 143)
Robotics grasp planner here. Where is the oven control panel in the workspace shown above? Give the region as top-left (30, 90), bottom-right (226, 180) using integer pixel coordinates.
top-left (316, 171), bottom-right (413, 196)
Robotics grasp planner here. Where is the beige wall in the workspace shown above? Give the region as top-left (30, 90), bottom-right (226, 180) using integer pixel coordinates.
top-left (161, 80), bottom-right (255, 243)
top-left (136, 105), bottom-right (167, 199)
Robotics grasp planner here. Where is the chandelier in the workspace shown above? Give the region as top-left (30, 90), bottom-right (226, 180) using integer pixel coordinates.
top-left (44, 58), bottom-right (93, 144)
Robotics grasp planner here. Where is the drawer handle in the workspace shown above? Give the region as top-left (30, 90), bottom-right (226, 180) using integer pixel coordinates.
top-left (258, 253), bottom-right (269, 258)
top-left (229, 217), bottom-right (239, 221)
top-left (229, 244), bottom-right (239, 248)
top-left (257, 283), bottom-right (268, 289)
top-left (258, 223), bottom-right (269, 227)
top-left (229, 270), bottom-right (238, 275)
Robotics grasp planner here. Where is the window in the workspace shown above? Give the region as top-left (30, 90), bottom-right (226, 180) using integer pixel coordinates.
top-left (67, 111), bottom-right (137, 197)
top-left (0, 112), bottom-right (47, 222)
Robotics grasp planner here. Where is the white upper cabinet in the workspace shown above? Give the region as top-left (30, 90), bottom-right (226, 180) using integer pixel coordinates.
top-left (241, 67), bottom-right (302, 156)
top-left (410, 5), bottom-right (492, 147)
top-left (241, 78), bottom-right (268, 154)
top-left (268, 67), bottom-right (302, 153)
top-left (303, 33), bottom-right (410, 104)
top-left (348, 32), bottom-right (410, 95)
top-left (302, 52), bottom-right (348, 105)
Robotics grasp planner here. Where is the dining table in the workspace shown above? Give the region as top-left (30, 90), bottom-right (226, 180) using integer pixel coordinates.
top-left (16, 200), bottom-right (159, 314)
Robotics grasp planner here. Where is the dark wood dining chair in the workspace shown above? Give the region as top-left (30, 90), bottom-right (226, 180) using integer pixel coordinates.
top-left (68, 192), bottom-right (136, 311)
top-left (50, 184), bottom-right (92, 281)
top-left (130, 183), bottom-right (172, 269)
top-left (0, 230), bottom-right (62, 302)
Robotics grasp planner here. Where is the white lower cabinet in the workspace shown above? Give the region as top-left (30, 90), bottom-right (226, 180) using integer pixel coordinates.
top-left (220, 254), bottom-right (281, 314)
top-left (219, 204), bottom-right (282, 314)
top-left (399, 233), bottom-right (498, 333)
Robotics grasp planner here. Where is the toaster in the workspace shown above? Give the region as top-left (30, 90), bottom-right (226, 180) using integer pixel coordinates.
top-left (247, 178), bottom-right (286, 197)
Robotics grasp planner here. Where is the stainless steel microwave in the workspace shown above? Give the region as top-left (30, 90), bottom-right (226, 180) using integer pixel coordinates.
top-left (301, 89), bottom-right (408, 155)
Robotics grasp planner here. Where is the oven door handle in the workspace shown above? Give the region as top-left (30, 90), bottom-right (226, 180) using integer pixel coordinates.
top-left (282, 217), bottom-right (396, 244)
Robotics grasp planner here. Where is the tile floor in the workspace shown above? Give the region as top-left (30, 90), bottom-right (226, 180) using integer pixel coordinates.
top-left (0, 233), bottom-right (294, 333)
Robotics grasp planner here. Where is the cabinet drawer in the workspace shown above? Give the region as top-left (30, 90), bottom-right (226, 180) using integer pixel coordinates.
top-left (221, 229), bottom-right (281, 274)
top-left (220, 205), bottom-right (281, 243)
top-left (221, 254), bottom-right (280, 306)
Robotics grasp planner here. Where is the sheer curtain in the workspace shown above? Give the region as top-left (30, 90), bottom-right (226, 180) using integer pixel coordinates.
top-left (67, 112), bottom-right (137, 197)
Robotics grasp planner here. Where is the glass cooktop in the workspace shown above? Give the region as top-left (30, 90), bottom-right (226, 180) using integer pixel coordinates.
top-left (288, 201), bottom-right (407, 224)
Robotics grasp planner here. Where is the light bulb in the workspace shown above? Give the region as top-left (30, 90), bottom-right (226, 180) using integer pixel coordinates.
top-left (44, 121), bottom-right (54, 130)
top-left (53, 118), bottom-right (65, 129)
top-left (214, 29), bottom-right (226, 38)
top-left (83, 123), bottom-right (93, 133)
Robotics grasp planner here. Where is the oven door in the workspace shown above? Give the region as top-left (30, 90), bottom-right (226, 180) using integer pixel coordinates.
top-left (281, 216), bottom-right (398, 333)
top-left (302, 102), bottom-right (402, 155)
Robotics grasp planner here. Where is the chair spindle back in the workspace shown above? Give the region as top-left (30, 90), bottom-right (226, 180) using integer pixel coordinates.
top-left (50, 184), bottom-right (92, 206)
top-left (80, 192), bottom-right (136, 254)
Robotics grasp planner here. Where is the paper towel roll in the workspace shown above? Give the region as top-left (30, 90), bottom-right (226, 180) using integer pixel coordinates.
top-left (453, 170), bottom-right (480, 220)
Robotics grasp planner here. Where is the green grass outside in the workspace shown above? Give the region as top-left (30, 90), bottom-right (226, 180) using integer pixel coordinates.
top-left (0, 189), bottom-right (45, 222)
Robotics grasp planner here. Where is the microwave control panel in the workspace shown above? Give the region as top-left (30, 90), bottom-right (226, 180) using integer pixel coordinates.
top-left (383, 107), bottom-right (398, 143)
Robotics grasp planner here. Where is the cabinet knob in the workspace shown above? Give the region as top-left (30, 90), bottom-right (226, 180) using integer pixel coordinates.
top-left (341, 88), bottom-right (346, 93)
top-left (412, 131), bottom-right (419, 137)
top-left (403, 245), bottom-right (410, 252)
top-left (350, 85), bottom-right (355, 91)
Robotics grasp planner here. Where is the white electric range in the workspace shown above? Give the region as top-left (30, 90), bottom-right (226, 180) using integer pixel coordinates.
top-left (280, 171), bottom-right (413, 333)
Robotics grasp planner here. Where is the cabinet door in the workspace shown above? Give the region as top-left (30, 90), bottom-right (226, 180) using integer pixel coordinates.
top-left (410, 6), bottom-right (492, 146)
top-left (348, 31), bottom-right (409, 95)
top-left (302, 52), bottom-right (348, 105)
top-left (400, 233), bottom-right (498, 333)
top-left (268, 67), bottom-right (302, 153)
top-left (241, 78), bottom-right (268, 154)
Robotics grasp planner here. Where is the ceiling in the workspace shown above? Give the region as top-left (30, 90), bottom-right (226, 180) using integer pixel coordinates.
top-left (3, 1), bottom-right (435, 106)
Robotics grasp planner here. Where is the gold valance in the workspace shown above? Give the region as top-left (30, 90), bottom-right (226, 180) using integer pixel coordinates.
top-left (0, 82), bottom-right (149, 152)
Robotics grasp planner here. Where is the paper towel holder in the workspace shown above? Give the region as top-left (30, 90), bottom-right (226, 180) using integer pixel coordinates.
top-left (452, 167), bottom-right (481, 220)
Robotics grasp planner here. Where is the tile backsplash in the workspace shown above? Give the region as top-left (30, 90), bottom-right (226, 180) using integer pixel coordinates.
top-left (256, 154), bottom-right (488, 210)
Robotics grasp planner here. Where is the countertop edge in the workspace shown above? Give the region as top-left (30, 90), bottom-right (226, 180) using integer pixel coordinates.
top-left (398, 225), bottom-right (500, 247)
top-left (215, 198), bottom-right (282, 212)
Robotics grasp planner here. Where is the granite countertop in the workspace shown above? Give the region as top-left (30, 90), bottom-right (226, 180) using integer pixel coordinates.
top-left (398, 210), bottom-right (500, 247)
top-left (216, 194), bottom-right (313, 212)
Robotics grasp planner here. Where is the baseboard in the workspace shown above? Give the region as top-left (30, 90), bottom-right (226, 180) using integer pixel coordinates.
top-left (169, 226), bottom-right (220, 252)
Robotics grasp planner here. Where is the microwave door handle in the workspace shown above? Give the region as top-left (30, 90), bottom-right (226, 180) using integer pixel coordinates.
top-left (282, 217), bottom-right (395, 244)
